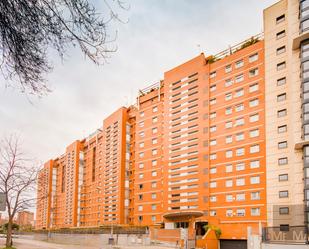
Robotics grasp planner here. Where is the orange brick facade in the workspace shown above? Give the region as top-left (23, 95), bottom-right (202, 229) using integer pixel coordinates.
top-left (36, 37), bottom-right (266, 243)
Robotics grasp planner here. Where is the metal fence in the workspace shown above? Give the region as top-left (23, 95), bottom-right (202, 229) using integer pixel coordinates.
top-left (262, 226), bottom-right (308, 244)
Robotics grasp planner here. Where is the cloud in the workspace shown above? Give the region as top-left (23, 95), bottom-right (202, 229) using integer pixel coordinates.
top-left (0, 0), bottom-right (277, 163)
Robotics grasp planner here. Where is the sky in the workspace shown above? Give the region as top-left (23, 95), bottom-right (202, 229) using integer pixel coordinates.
top-left (0, 0), bottom-right (278, 165)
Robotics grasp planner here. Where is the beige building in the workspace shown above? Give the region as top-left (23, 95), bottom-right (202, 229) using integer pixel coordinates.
top-left (264, 0), bottom-right (308, 229)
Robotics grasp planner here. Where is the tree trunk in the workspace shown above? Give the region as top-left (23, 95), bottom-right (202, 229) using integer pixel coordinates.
top-left (6, 218), bottom-right (13, 247)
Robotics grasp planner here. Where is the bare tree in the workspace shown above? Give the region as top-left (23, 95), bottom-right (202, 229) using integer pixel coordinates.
top-left (0, 0), bottom-right (127, 96)
top-left (0, 135), bottom-right (38, 247)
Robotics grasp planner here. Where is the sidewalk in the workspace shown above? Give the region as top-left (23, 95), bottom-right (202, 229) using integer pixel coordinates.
top-left (0, 238), bottom-right (175, 249)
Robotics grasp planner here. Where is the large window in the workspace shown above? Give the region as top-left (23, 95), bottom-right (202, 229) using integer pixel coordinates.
top-left (301, 0), bottom-right (309, 32)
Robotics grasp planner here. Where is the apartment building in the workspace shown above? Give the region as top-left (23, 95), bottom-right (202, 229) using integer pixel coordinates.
top-left (264, 0), bottom-right (307, 231)
top-left (17, 211), bottom-right (34, 227)
top-left (134, 84), bottom-right (164, 225)
top-left (36, 1), bottom-right (309, 247)
top-left (36, 160), bottom-right (53, 229)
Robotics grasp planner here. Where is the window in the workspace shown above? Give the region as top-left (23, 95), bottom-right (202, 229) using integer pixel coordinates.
top-left (151, 171), bottom-right (157, 177)
top-left (152, 160), bottom-right (157, 166)
top-left (279, 174), bottom-right (288, 181)
top-left (152, 117), bottom-right (158, 123)
top-left (235, 118), bottom-right (245, 126)
top-left (225, 79), bottom-right (233, 87)
top-left (139, 163), bottom-right (144, 169)
top-left (249, 114), bottom-right (259, 123)
top-left (235, 60), bottom-right (244, 69)
top-left (235, 74), bottom-right (244, 83)
top-left (138, 205), bottom-right (143, 211)
top-left (140, 111), bottom-right (145, 117)
top-left (152, 138), bottom-right (158, 144)
top-left (251, 191), bottom-right (260, 200)
top-left (226, 180), bottom-right (233, 187)
top-left (279, 190), bottom-right (289, 198)
top-left (226, 150), bottom-right (233, 158)
top-left (225, 93), bottom-right (232, 101)
top-left (278, 125), bottom-right (287, 133)
top-left (278, 141), bottom-right (287, 149)
top-left (210, 196), bottom-right (217, 202)
top-left (236, 209), bottom-right (245, 217)
top-left (236, 193), bottom-right (245, 201)
top-left (210, 181), bottom-right (217, 188)
top-left (210, 71), bottom-right (216, 78)
top-left (250, 176), bottom-right (260, 184)
top-left (251, 208), bottom-right (260, 216)
top-left (279, 207), bottom-right (289, 215)
top-left (210, 210), bottom-right (216, 216)
top-left (235, 104), bottom-right (244, 112)
top-left (225, 64), bottom-right (232, 73)
top-left (152, 149), bottom-right (158, 155)
top-left (226, 164), bottom-right (233, 173)
top-left (250, 160), bottom-right (260, 169)
top-left (249, 98), bottom-right (259, 107)
top-left (210, 167), bottom-right (217, 174)
top-left (139, 173), bottom-right (144, 179)
top-left (236, 132), bottom-right (244, 141)
top-left (225, 121), bottom-right (233, 128)
top-left (236, 178), bottom-right (245, 186)
top-left (226, 107), bottom-right (232, 115)
top-left (276, 94), bottom-right (286, 103)
top-left (276, 30), bottom-right (286, 40)
top-left (277, 77), bottom-right (286, 86)
top-left (138, 184), bottom-right (143, 190)
top-left (278, 157), bottom-right (288, 165)
top-left (249, 68), bottom-right (259, 77)
top-left (210, 112), bottom-right (216, 119)
top-left (226, 194), bottom-right (233, 202)
top-left (151, 193), bottom-right (157, 199)
top-left (152, 127), bottom-right (158, 134)
top-left (280, 225), bottom-right (289, 231)
top-left (236, 148), bottom-right (245, 156)
top-left (226, 136), bottom-right (233, 144)
top-left (139, 152), bottom-right (144, 158)
top-left (139, 121), bottom-right (144, 127)
top-left (210, 139), bottom-right (217, 146)
top-left (153, 106), bottom-right (158, 112)
top-left (277, 46), bottom-right (286, 55)
top-left (210, 126), bottom-right (217, 133)
top-left (140, 131), bottom-right (145, 137)
top-left (250, 129), bottom-right (259, 138)
top-left (235, 88), bottom-right (244, 97)
top-left (210, 85), bottom-right (216, 92)
top-left (277, 62), bottom-right (286, 70)
top-left (151, 215), bottom-right (156, 222)
top-left (276, 14), bottom-right (285, 24)
top-left (139, 142), bottom-right (144, 148)
top-left (277, 109), bottom-right (287, 118)
top-left (210, 98), bottom-right (216, 105)
top-left (226, 209), bottom-right (233, 217)
top-left (249, 53), bottom-right (258, 63)
top-left (236, 163), bottom-right (245, 171)
top-left (152, 204), bottom-right (157, 211)
top-left (249, 83), bottom-right (259, 93)
top-left (250, 144), bottom-right (260, 153)
top-left (151, 182), bottom-right (157, 188)
top-left (210, 153), bottom-right (217, 160)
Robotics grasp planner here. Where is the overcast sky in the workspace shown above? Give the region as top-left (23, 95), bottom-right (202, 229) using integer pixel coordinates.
top-left (0, 0), bottom-right (277, 164)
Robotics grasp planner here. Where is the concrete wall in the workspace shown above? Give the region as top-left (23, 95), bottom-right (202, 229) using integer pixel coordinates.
top-left (19, 233), bottom-right (152, 247)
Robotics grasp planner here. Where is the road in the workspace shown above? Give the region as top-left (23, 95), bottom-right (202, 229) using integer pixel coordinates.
top-left (0, 238), bottom-right (175, 249)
